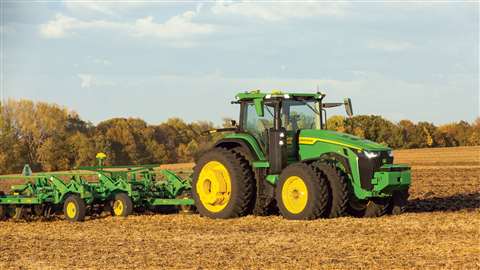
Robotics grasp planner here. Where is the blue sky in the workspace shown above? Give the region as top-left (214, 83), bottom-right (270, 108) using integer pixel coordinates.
top-left (1, 0), bottom-right (479, 125)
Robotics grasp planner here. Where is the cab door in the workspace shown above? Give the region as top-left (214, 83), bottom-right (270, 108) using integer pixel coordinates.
top-left (281, 102), bottom-right (300, 163)
top-left (241, 101), bottom-right (276, 152)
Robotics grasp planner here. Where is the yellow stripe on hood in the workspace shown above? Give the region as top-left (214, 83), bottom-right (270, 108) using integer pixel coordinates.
top-left (299, 137), bottom-right (363, 150)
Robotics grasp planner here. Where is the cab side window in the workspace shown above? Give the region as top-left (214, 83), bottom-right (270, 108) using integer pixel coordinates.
top-left (243, 102), bottom-right (275, 146)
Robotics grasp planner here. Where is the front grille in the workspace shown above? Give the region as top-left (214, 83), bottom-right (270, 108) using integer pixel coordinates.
top-left (357, 151), bottom-right (393, 190)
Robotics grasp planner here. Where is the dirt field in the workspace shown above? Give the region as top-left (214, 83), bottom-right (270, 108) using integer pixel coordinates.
top-left (0, 147), bottom-right (479, 269)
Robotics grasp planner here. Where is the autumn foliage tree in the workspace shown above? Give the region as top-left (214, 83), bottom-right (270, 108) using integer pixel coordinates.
top-left (330, 115), bottom-right (479, 149)
top-left (0, 99), bottom-right (478, 174)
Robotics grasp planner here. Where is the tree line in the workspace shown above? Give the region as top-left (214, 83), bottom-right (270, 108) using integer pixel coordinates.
top-left (0, 100), bottom-right (478, 174)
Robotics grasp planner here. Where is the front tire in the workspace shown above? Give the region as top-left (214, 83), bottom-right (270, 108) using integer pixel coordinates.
top-left (192, 148), bottom-right (255, 219)
top-left (276, 163), bottom-right (330, 220)
top-left (312, 161), bottom-right (349, 218)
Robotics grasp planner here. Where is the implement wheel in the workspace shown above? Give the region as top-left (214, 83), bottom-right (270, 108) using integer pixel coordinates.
top-left (192, 148), bottom-right (255, 219)
top-left (63, 194), bottom-right (86, 222)
top-left (111, 193), bottom-right (133, 217)
top-left (276, 163), bottom-right (330, 220)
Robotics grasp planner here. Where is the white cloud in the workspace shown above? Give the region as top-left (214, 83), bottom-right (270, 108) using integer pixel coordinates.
top-left (39, 14), bottom-right (122, 38)
top-left (77, 73), bottom-right (115, 88)
top-left (39, 14), bottom-right (76, 38)
top-left (367, 40), bottom-right (415, 52)
top-left (63, 0), bottom-right (149, 16)
top-left (133, 10), bottom-right (215, 39)
top-left (211, 0), bottom-right (348, 21)
top-left (39, 9), bottom-right (215, 41)
top-left (78, 73), bottom-right (94, 88)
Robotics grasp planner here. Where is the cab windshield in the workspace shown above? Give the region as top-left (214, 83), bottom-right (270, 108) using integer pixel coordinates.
top-left (281, 99), bottom-right (321, 131)
top-left (242, 99), bottom-right (322, 146)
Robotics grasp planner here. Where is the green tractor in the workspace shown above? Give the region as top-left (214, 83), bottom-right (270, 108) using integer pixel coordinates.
top-left (192, 90), bottom-right (411, 220)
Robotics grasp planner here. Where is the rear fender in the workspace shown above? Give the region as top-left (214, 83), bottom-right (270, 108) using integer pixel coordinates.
top-left (214, 133), bottom-right (266, 162)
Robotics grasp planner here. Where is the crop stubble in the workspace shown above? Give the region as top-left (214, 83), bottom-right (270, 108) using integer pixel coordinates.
top-left (0, 147), bottom-right (479, 269)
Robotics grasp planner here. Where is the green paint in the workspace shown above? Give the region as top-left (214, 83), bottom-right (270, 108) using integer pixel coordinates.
top-left (150, 198), bottom-right (194, 206)
top-left (265, 174), bottom-right (278, 185)
top-left (254, 98), bottom-right (264, 117)
top-left (235, 90), bottom-right (324, 101)
top-left (372, 165), bottom-right (411, 194)
top-left (299, 129), bottom-right (391, 152)
top-left (0, 164), bottom-right (193, 217)
top-left (252, 161), bottom-right (270, 168)
top-left (0, 196), bottom-right (41, 204)
top-left (223, 133), bottom-right (267, 161)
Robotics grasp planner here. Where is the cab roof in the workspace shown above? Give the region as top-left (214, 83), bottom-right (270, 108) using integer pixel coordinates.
top-left (235, 90), bottom-right (325, 101)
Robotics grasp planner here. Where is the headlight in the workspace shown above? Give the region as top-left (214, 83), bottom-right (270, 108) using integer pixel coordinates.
top-left (364, 150), bottom-right (380, 159)
top-left (387, 150), bottom-right (393, 158)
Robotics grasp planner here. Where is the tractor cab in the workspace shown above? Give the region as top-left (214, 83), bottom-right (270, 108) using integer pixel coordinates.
top-left (236, 90), bottom-right (352, 173)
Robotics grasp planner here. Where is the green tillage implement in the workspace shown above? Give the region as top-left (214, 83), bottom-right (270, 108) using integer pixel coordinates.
top-left (0, 164), bottom-right (194, 222)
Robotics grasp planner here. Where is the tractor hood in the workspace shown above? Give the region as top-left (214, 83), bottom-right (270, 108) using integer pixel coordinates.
top-left (299, 129), bottom-right (391, 151)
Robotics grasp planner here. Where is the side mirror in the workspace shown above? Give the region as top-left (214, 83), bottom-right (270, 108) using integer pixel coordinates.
top-left (230, 119), bottom-right (237, 127)
top-left (344, 98), bottom-right (353, 117)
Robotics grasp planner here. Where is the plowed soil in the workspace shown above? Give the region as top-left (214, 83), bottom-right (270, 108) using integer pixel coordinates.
top-left (1, 147), bottom-right (479, 269)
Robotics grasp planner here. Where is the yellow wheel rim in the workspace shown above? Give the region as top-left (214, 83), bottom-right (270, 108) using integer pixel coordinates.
top-left (66, 202), bottom-right (77, 219)
top-left (281, 176), bottom-right (308, 214)
top-left (196, 161), bottom-right (232, 213)
top-left (113, 200), bottom-right (124, 216)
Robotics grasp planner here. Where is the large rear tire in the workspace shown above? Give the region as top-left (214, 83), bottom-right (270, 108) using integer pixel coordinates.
top-left (192, 148), bottom-right (255, 219)
top-left (311, 161), bottom-right (349, 218)
top-left (276, 163), bottom-right (330, 220)
top-left (229, 146), bottom-right (277, 216)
